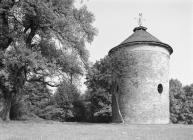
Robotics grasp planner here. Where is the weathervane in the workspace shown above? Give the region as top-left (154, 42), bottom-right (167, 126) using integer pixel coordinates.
top-left (134, 13), bottom-right (145, 27)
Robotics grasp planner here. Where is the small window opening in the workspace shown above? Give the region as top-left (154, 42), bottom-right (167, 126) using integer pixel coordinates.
top-left (157, 84), bottom-right (163, 94)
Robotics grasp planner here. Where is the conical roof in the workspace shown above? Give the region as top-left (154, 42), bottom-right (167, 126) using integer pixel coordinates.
top-left (109, 26), bottom-right (173, 55)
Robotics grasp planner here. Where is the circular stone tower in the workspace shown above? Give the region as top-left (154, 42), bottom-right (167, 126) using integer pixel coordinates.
top-left (109, 26), bottom-right (173, 124)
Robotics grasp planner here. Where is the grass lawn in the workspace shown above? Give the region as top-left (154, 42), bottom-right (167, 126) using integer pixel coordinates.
top-left (0, 121), bottom-right (193, 140)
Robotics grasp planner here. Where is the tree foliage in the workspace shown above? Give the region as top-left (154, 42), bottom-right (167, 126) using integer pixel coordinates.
top-left (170, 79), bottom-right (193, 124)
top-left (85, 56), bottom-right (112, 122)
top-left (54, 80), bottom-right (91, 122)
top-left (54, 81), bottom-right (79, 120)
top-left (23, 82), bottom-right (54, 119)
top-left (169, 79), bottom-right (185, 123)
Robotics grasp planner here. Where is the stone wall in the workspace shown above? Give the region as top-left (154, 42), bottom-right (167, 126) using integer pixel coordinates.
top-left (110, 44), bottom-right (170, 124)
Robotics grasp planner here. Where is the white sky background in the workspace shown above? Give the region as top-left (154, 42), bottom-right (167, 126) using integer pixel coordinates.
top-left (78, 0), bottom-right (193, 86)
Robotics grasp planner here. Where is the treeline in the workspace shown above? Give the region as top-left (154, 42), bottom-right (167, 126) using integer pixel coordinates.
top-left (10, 81), bottom-right (91, 122)
top-left (8, 55), bottom-right (192, 124)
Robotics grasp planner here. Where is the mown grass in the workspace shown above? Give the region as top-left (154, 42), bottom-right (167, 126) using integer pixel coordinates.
top-left (0, 121), bottom-right (193, 140)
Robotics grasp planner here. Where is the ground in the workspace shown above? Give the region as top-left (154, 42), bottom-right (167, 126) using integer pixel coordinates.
top-left (0, 121), bottom-right (193, 140)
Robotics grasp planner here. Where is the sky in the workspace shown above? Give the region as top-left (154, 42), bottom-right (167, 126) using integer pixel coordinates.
top-left (78, 0), bottom-right (193, 86)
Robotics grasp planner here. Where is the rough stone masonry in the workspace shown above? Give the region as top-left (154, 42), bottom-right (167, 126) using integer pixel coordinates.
top-left (109, 26), bottom-right (173, 124)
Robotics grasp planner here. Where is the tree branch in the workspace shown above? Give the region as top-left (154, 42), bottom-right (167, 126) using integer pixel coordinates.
top-left (27, 78), bottom-right (60, 87)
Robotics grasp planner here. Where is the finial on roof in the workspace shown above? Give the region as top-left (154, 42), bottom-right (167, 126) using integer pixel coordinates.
top-left (134, 13), bottom-right (145, 27)
top-left (133, 13), bottom-right (147, 32)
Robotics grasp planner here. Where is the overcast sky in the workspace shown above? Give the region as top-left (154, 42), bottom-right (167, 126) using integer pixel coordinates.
top-left (79, 0), bottom-right (193, 86)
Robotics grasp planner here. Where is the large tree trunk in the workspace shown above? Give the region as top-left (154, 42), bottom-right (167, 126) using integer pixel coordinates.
top-left (0, 86), bottom-right (25, 121)
top-left (9, 65), bottom-right (26, 120)
top-left (111, 81), bottom-right (124, 123)
top-left (0, 65), bottom-right (26, 121)
top-left (0, 2), bottom-right (14, 121)
top-left (0, 78), bottom-right (13, 121)
top-left (0, 97), bottom-right (11, 121)
top-left (0, 1), bottom-right (24, 121)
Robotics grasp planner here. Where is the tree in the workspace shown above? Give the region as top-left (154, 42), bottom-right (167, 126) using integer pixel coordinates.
top-left (54, 80), bottom-right (80, 121)
top-left (0, 0), bottom-right (96, 121)
top-left (22, 82), bottom-right (53, 120)
top-left (169, 79), bottom-right (193, 124)
top-left (181, 84), bottom-right (193, 124)
top-left (85, 56), bottom-right (112, 122)
top-left (169, 79), bottom-right (185, 123)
